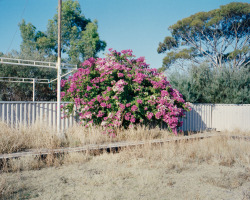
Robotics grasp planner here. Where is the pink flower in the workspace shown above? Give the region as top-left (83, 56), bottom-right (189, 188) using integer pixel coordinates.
top-left (137, 99), bottom-right (143, 104)
top-left (130, 115), bottom-right (136, 123)
top-left (144, 107), bottom-right (148, 110)
top-left (118, 73), bottom-right (124, 77)
top-left (126, 103), bottom-right (131, 107)
top-left (172, 128), bottom-right (177, 136)
top-left (120, 104), bottom-right (125, 110)
top-left (97, 111), bottom-right (104, 117)
top-left (155, 112), bottom-right (162, 119)
top-left (131, 105), bottom-right (138, 112)
top-left (100, 102), bottom-right (106, 107)
top-left (87, 85), bottom-right (92, 91)
top-left (107, 87), bottom-right (112, 91)
top-left (61, 92), bottom-right (65, 98)
top-left (61, 79), bottom-right (67, 88)
top-left (125, 114), bottom-right (130, 121)
top-left (124, 112), bottom-right (131, 121)
top-left (136, 57), bottom-right (145, 62)
top-left (107, 104), bottom-right (111, 108)
top-left (104, 96), bottom-right (110, 101)
top-left (147, 112), bottom-right (154, 120)
top-left (161, 90), bottom-right (169, 97)
top-left (84, 111), bottom-right (92, 119)
top-left (88, 101), bottom-right (93, 106)
top-left (133, 73), bottom-right (146, 84)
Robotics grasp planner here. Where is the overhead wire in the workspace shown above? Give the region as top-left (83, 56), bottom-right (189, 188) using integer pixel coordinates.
top-left (6, 0), bottom-right (29, 54)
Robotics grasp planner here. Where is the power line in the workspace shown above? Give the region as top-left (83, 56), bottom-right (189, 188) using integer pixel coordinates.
top-left (6, 0), bottom-right (29, 54)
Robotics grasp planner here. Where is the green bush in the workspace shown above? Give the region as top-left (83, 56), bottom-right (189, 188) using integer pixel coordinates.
top-left (169, 64), bottom-right (250, 104)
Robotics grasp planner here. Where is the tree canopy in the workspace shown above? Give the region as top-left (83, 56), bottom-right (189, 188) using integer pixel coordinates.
top-left (19, 0), bottom-right (106, 64)
top-left (157, 2), bottom-right (250, 71)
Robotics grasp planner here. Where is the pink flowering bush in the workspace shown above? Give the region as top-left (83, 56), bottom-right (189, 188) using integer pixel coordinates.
top-left (61, 49), bottom-right (191, 136)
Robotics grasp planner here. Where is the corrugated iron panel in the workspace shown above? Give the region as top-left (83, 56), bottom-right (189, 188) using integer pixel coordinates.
top-left (212, 104), bottom-right (250, 131)
top-left (0, 102), bottom-right (76, 131)
top-left (180, 104), bottom-right (212, 132)
top-left (1, 102), bottom-right (250, 132)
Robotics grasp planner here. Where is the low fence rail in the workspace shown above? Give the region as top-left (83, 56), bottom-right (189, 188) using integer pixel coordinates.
top-left (0, 102), bottom-right (250, 132)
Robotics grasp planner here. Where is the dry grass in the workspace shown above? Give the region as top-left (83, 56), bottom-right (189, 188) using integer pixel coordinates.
top-left (0, 121), bottom-right (172, 154)
top-left (220, 128), bottom-right (250, 136)
top-left (0, 122), bottom-right (62, 154)
top-left (64, 123), bottom-right (172, 146)
top-left (0, 133), bottom-right (249, 199)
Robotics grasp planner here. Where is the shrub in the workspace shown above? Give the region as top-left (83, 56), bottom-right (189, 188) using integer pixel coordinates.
top-left (61, 49), bottom-right (191, 136)
top-left (170, 64), bottom-right (250, 103)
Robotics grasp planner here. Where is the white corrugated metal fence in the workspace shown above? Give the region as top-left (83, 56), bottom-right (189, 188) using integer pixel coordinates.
top-left (212, 104), bottom-right (250, 132)
top-left (0, 102), bottom-right (250, 132)
top-left (0, 102), bottom-right (76, 130)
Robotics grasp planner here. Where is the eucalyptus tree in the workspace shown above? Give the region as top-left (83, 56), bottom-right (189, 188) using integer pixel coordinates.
top-left (19, 0), bottom-right (106, 64)
top-left (158, 2), bottom-right (250, 71)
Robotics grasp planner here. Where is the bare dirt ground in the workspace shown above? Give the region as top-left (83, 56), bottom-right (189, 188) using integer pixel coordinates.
top-left (1, 135), bottom-right (250, 200)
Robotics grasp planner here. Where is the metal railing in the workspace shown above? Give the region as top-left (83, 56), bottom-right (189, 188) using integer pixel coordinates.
top-left (0, 57), bottom-right (77, 70)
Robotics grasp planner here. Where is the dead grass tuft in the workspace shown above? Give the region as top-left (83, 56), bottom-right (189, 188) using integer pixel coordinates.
top-left (202, 169), bottom-right (250, 189)
top-left (0, 121), bottom-right (62, 154)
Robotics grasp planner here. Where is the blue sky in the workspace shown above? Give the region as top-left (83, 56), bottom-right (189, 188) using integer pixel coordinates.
top-left (0, 0), bottom-right (247, 69)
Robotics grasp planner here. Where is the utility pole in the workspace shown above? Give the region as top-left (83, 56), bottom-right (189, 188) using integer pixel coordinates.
top-left (57, 0), bottom-right (62, 134)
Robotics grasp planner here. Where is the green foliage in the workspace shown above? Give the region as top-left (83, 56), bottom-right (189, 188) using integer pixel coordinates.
top-left (159, 48), bottom-right (197, 72)
top-left (158, 2), bottom-right (250, 70)
top-left (169, 64), bottom-right (250, 104)
top-left (19, 0), bottom-right (106, 64)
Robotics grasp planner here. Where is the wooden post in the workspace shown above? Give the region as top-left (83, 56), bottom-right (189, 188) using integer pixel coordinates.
top-left (57, 0), bottom-right (62, 134)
